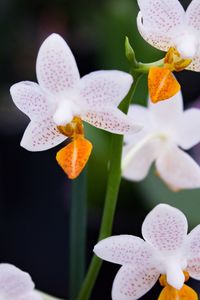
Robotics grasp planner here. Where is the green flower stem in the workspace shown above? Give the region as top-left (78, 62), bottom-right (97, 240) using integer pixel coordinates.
top-left (133, 58), bottom-right (164, 74)
top-left (76, 74), bottom-right (142, 300)
top-left (69, 170), bottom-right (87, 300)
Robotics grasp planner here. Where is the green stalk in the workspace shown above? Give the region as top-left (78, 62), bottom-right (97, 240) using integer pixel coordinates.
top-left (76, 74), bottom-right (142, 300)
top-left (69, 170), bottom-right (87, 299)
top-left (133, 58), bottom-right (164, 74)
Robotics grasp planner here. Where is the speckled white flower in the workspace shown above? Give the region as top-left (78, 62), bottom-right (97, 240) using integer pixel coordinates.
top-left (0, 263), bottom-right (42, 300)
top-left (137, 0), bottom-right (200, 71)
top-left (122, 92), bottom-right (200, 190)
top-left (10, 33), bottom-right (141, 152)
top-left (94, 204), bottom-right (200, 300)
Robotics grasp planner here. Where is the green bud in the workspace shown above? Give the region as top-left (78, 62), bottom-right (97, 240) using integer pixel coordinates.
top-left (125, 36), bottom-right (138, 67)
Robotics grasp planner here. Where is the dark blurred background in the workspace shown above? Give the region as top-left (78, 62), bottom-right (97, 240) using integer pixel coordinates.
top-left (0, 0), bottom-right (200, 299)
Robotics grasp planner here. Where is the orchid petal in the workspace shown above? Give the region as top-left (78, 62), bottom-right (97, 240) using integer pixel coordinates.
top-left (94, 235), bottom-right (153, 266)
top-left (156, 144), bottom-right (200, 190)
top-left (142, 204), bottom-right (188, 253)
top-left (187, 258), bottom-right (200, 280)
top-left (124, 105), bottom-right (154, 144)
top-left (185, 225), bottom-right (200, 280)
top-left (137, 13), bottom-right (172, 51)
top-left (187, 53), bottom-right (200, 72)
top-left (148, 92), bottom-right (183, 128)
top-left (17, 291), bottom-right (43, 300)
top-left (79, 70), bottom-right (133, 107)
top-left (112, 264), bottom-right (159, 300)
top-left (21, 118), bottom-right (66, 151)
top-left (186, 0), bottom-right (200, 31)
top-left (137, 0), bottom-right (184, 31)
top-left (186, 225), bottom-right (200, 259)
top-left (0, 264), bottom-right (34, 299)
top-left (137, 0), bottom-right (184, 51)
top-left (82, 108), bottom-right (142, 134)
top-left (175, 108), bottom-right (200, 150)
top-left (36, 33), bottom-right (80, 95)
top-left (10, 82), bottom-right (54, 120)
top-left (122, 138), bottom-right (162, 181)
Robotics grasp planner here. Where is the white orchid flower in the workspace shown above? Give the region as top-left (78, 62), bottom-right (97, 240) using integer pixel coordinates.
top-left (10, 33), bottom-right (140, 152)
top-left (94, 204), bottom-right (200, 300)
top-left (137, 0), bottom-right (200, 71)
top-left (10, 33), bottom-right (141, 178)
top-left (122, 92), bottom-right (200, 190)
top-left (0, 263), bottom-right (42, 300)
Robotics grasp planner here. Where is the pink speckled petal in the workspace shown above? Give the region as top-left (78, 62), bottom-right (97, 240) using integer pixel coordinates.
top-left (10, 81), bottom-right (55, 120)
top-left (82, 108), bottom-right (142, 134)
top-left (187, 258), bottom-right (200, 280)
top-left (186, 225), bottom-right (200, 259)
top-left (186, 0), bottom-right (200, 31)
top-left (137, 0), bottom-right (185, 31)
top-left (36, 33), bottom-right (80, 95)
top-left (112, 264), bottom-right (159, 300)
top-left (185, 225), bottom-right (200, 279)
top-left (137, 12), bottom-right (172, 51)
top-left (16, 291), bottom-right (43, 300)
top-left (174, 108), bottom-right (200, 150)
top-left (21, 118), bottom-right (66, 151)
top-left (142, 204), bottom-right (188, 253)
top-left (156, 145), bottom-right (200, 190)
top-left (187, 53), bottom-right (200, 72)
top-left (94, 235), bottom-right (153, 266)
top-left (0, 264), bottom-right (34, 299)
top-left (79, 70), bottom-right (133, 107)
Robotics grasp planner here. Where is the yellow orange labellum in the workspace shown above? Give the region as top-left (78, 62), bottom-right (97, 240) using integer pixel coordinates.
top-left (57, 116), bottom-right (84, 138)
top-left (164, 47), bottom-right (192, 72)
top-left (56, 137), bottom-right (93, 179)
top-left (148, 67), bottom-right (180, 103)
top-left (158, 284), bottom-right (198, 300)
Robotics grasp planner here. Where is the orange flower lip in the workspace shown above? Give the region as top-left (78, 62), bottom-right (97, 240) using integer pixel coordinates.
top-left (159, 273), bottom-right (197, 300)
top-left (158, 284), bottom-right (198, 300)
top-left (56, 116), bottom-right (93, 179)
top-left (56, 136), bottom-right (93, 180)
top-left (148, 47), bottom-right (192, 104)
top-left (148, 66), bottom-right (180, 103)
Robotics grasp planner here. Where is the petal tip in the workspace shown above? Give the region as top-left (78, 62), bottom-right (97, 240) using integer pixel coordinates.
top-left (43, 32), bottom-right (64, 42)
top-left (10, 83), bottom-right (19, 98)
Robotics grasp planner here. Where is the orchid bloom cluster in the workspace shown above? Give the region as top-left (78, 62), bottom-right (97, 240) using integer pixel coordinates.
top-left (0, 263), bottom-right (41, 300)
top-left (6, 0), bottom-right (200, 300)
top-left (10, 34), bottom-right (141, 179)
top-left (94, 204), bottom-right (200, 300)
top-left (137, 0), bottom-right (200, 102)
